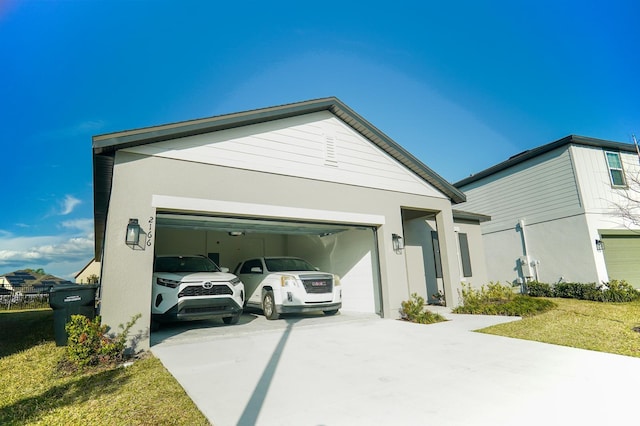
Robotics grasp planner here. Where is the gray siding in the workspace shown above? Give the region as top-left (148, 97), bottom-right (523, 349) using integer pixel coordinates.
top-left (459, 147), bottom-right (583, 234)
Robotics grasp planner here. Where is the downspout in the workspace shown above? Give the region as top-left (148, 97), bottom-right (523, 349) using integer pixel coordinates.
top-left (519, 218), bottom-right (530, 265)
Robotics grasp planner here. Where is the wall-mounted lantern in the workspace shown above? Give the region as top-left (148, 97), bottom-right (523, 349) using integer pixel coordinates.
top-left (126, 219), bottom-right (142, 248)
top-left (595, 239), bottom-right (605, 251)
top-left (392, 233), bottom-right (404, 253)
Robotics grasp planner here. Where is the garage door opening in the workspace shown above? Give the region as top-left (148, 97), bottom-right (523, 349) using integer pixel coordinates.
top-left (154, 212), bottom-right (382, 315)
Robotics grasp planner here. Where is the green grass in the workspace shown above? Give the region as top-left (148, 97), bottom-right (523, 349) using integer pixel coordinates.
top-left (0, 309), bottom-right (211, 425)
top-left (479, 298), bottom-right (640, 358)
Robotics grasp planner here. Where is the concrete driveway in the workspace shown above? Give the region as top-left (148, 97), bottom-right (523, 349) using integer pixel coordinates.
top-left (151, 309), bottom-right (640, 426)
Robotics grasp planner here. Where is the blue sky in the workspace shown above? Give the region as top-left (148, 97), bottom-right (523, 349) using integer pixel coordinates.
top-left (1, 0), bottom-right (639, 279)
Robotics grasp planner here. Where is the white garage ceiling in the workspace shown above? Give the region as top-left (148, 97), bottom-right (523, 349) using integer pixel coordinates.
top-left (155, 212), bottom-right (361, 236)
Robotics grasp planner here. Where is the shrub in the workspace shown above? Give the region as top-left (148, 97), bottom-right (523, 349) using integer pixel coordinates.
top-left (399, 293), bottom-right (447, 324)
top-left (527, 281), bottom-right (554, 297)
top-left (554, 282), bottom-right (597, 300)
top-left (456, 282), bottom-right (515, 306)
top-left (454, 282), bottom-right (556, 316)
top-left (600, 280), bottom-right (640, 303)
top-left (529, 280), bottom-right (640, 303)
top-left (65, 313), bottom-right (141, 368)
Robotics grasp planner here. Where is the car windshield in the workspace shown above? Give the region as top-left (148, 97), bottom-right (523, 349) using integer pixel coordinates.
top-left (154, 256), bottom-right (220, 273)
top-left (264, 258), bottom-right (316, 272)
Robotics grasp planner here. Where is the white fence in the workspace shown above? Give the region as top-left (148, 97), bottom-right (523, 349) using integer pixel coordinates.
top-left (0, 286), bottom-right (50, 310)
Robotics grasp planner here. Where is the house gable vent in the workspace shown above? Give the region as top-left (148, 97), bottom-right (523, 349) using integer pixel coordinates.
top-left (324, 133), bottom-right (338, 167)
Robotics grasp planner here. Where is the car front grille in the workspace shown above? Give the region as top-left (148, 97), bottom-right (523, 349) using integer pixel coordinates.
top-left (301, 276), bottom-right (333, 294)
top-left (178, 284), bottom-right (232, 298)
top-left (181, 306), bottom-right (229, 314)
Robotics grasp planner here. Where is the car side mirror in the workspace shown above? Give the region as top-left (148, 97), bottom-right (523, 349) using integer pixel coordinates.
top-left (219, 267), bottom-right (230, 273)
top-left (250, 266), bottom-right (263, 274)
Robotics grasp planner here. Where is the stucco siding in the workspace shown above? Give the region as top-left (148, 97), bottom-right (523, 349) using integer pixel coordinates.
top-left (122, 111), bottom-right (445, 199)
top-left (99, 151), bottom-right (460, 348)
top-left (454, 219), bottom-right (489, 287)
top-left (481, 215), bottom-right (596, 285)
top-left (459, 147), bottom-right (582, 234)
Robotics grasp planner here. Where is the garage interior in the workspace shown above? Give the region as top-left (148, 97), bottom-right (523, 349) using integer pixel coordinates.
top-left (153, 212), bottom-right (383, 315)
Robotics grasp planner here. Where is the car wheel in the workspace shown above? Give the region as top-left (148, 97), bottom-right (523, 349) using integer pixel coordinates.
top-left (262, 291), bottom-right (279, 320)
top-left (222, 312), bottom-right (241, 325)
top-left (323, 309), bottom-right (339, 316)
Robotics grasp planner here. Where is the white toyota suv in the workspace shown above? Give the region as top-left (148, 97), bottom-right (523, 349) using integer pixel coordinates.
top-left (151, 255), bottom-right (244, 330)
top-left (234, 257), bottom-right (341, 320)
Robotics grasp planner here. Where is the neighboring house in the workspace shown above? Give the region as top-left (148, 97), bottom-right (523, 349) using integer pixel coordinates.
top-left (455, 135), bottom-right (640, 288)
top-left (0, 270), bottom-right (73, 292)
top-left (1, 270), bottom-right (38, 291)
top-left (92, 97), bottom-right (489, 349)
top-left (75, 260), bottom-right (100, 284)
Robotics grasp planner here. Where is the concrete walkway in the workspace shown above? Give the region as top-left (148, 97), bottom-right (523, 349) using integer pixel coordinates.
top-left (151, 309), bottom-right (640, 426)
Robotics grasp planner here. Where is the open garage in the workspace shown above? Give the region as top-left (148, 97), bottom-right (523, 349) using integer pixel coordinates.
top-left (92, 97), bottom-right (479, 349)
top-left (154, 211), bottom-right (382, 314)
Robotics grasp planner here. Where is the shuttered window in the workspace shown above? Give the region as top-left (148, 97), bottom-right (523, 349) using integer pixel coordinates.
top-left (605, 151), bottom-right (626, 187)
top-left (431, 231), bottom-right (443, 279)
top-left (458, 233), bottom-right (473, 277)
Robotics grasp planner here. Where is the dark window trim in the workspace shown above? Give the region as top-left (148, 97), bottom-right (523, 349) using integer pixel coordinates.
top-left (431, 231), bottom-right (443, 279)
top-left (604, 150), bottom-right (627, 188)
top-left (458, 233), bottom-right (473, 278)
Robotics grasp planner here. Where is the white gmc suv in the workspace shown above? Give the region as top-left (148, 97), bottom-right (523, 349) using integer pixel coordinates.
top-left (151, 255), bottom-right (244, 330)
top-left (234, 257), bottom-right (341, 320)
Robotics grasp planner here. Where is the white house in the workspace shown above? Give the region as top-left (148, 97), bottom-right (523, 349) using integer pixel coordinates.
top-left (455, 135), bottom-right (640, 288)
top-left (75, 260), bottom-right (100, 284)
top-left (92, 97), bottom-right (490, 349)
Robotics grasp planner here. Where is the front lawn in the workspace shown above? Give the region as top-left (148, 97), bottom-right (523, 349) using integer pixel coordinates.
top-left (0, 309), bottom-right (210, 425)
top-left (479, 298), bottom-right (640, 358)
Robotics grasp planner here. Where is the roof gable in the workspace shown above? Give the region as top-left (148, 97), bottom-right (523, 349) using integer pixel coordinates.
top-left (92, 97), bottom-right (466, 258)
top-left (121, 111), bottom-right (447, 198)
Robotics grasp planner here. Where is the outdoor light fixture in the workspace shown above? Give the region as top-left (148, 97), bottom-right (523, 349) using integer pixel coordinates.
top-left (126, 219), bottom-right (142, 247)
top-left (392, 233), bottom-right (404, 252)
top-left (595, 239), bottom-right (605, 251)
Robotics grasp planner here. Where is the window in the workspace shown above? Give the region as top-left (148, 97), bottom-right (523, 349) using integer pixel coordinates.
top-left (431, 231), bottom-right (443, 279)
top-left (605, 151), bottom-right (626, 187)
top-left (240, 259), bottom-right (262, 274)
top-left (458, 233), bottom-right (473, 277)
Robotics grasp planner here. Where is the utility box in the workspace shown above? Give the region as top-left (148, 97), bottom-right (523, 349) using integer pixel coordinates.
top-left (49, 283), bottom-right (98, 346)
top-left (519, 257), bottom-right (532, 278)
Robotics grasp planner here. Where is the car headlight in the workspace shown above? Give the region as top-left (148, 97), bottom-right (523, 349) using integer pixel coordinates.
top-left (280, 275), bottom-right (298, 287)
top-left (156, 277), bottom-right (181, 288)
top-left (230, 277), bottom-right (241, 286)
top-left (334, 275), bottom-right (341, 286)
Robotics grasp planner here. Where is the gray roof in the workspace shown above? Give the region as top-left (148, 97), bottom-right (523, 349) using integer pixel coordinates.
top-left (92, 97), bottom-right (466, 258)
top-left (454, 134), bottom-right (639, 188)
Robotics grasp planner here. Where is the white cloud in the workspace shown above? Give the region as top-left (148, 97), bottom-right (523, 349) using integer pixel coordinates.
top-left (61, 218), bottom-right (94, 235)
top-left (0, 224), bottom-right (94, 277)
top-left (60, 195), bottom-right (81, 215)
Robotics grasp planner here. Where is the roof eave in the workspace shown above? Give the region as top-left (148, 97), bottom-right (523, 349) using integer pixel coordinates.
top-left (454, 135), bottom-right (638, 187)
top-left (92, 97), bottom-right (467, 258)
